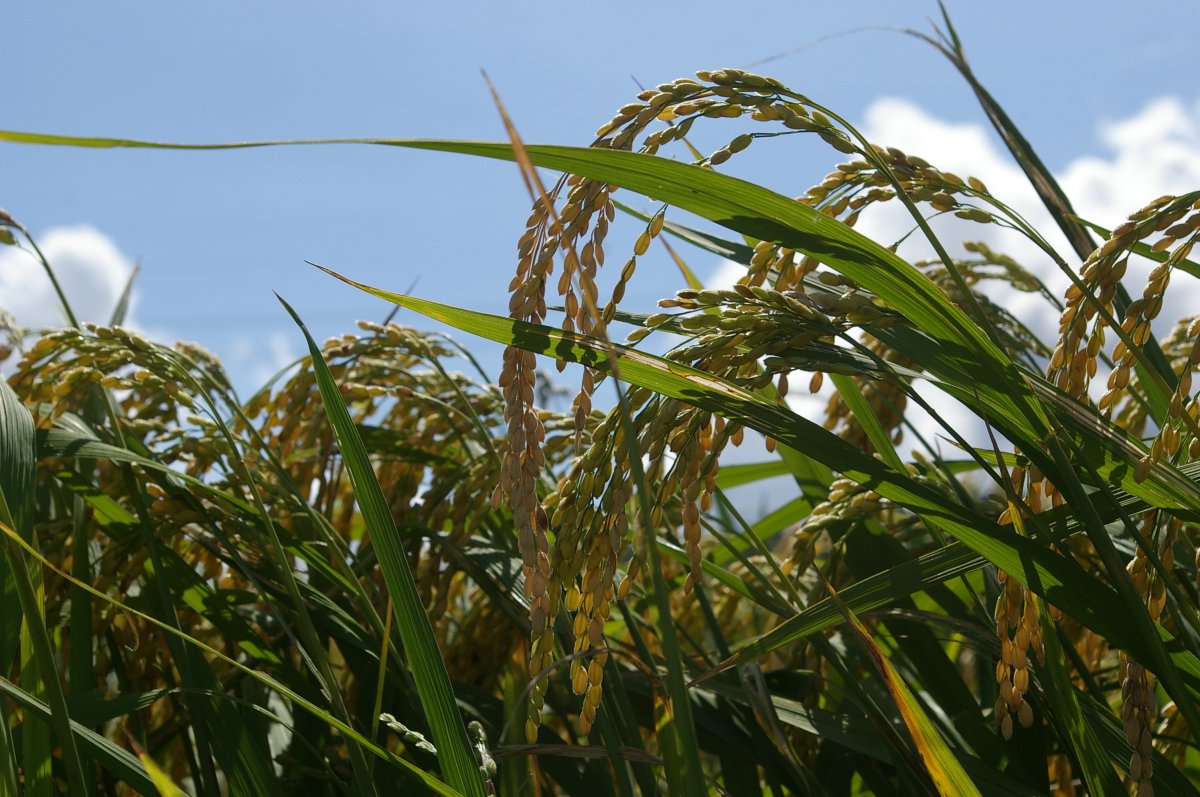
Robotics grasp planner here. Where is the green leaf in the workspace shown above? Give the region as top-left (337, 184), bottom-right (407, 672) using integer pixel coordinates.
top-left (828, 373), bottom-right (905, 471)
top-left (915, 12), bottom-right (1178, 418)
top-left (705, 686), bottom-right (1042, 796)
top-left (0, 130), bottom-right (1056, 453)
top-left (277, 295), bottom-right (487, 797)
top-left (613, 199), bottom-right (751, 275)
top-left (320, 275), bottom-right (1200, 707)
top-left (0, 516), bottom-right (462, 796)
top-left (714, 460), bottom-right (792, 490)
top-left (0, 378), bottom-right (89, 796)
top-left (109, 263), bottom-right (140, 326)
top-left (0, 678), bottom-right (158, 795)
top-left (1032, 590), bottom-right (1125, 795)
top-left (36, 428), bottom-right (259, 517)
top-left (1074, 216), bottom-right (1200, 282)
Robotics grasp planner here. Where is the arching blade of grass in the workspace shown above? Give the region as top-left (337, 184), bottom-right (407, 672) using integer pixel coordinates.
top-left (1032, 584), bottom-right (1125, 794)
top-left (277, 295), bottom-right (487, 797)
top-left (109, 263), bottom-right (141, 327)
top-left (1075, 217), bottom-right (1200, 281)
top-left (911, 7), bottom-right (1094, 262)
top-left (0, 701), bottom-right (16, 796)
top-left (713, 542), bottom-right (982, 670)
top-left (0, 130), bottom-right (1050, 446)
top-left (35, 428), bottom-right (260, 516)
top-left (828, 374), bottom-right (905, 472)
top-left (17, 127), bottom-right (1166, 530)
top-left (391, 140), bottom-right (1052, 446)
top-left (0, 678), bottom-right (157, 794)
top-left (138, 753), bottom-right (189, 797)
top-left (701, 449), bottom-right (1200, 665)
top-left (903, 353), bottom-right (1200, 513)
top-left (715, 674), bottom-right (1200, 797)
top-left (321, 276), bottom-right (1200, 703)
top-left (705, 683), bottom-right (1039, 796)
top-left (1076, 688), bottom-right (1200, 797)
top-left (658, 539), bottom-right (791, 617)
top-left (999, 487), bottom-right (1125, 796)
top-left (3, 130), bottom-right (1172, 490)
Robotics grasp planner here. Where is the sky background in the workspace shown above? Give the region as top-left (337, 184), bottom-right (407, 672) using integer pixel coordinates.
top-left (4, 1), bottom-right (1200, 400)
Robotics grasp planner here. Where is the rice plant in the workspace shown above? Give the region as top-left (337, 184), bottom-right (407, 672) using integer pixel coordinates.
top-left (2, 8), bottom-right (1200, 796)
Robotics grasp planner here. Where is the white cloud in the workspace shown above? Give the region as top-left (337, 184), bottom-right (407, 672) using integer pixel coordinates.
top-left (706, 259), bottom-right (747, 291)
top-left (858, 95), bottom-right (1200, 385)
top-left (853, 96), bottom-right (1200, 322)
top-left (1062, 97), bottom-right (1200, 229)
top-left (0, 224), bottom-right (298, 393)
top-left (0, 226), bottom-right (138, 329)
top-left (225, 331), bottom-right (299, 389)
top-left (703, 95), bottom-right (1200, 459)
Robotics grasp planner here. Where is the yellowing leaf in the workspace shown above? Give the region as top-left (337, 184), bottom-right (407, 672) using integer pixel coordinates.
top-left (823, 579), bottom-right (982, 797)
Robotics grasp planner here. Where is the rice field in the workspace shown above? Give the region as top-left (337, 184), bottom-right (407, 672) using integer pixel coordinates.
top-left (1, 9), bottom-right (1199, 796)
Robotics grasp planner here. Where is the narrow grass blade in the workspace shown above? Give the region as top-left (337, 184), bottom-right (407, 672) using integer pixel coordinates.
top-left (277, 295), bottom-right (487, 797)
top-left (1032, 590), bottom-right (1125, 794)
top-left (1075, 216), bottom-right (1200, 282)
top-left (1076, 688), bottom-right (1200, 797)
top-left (828, 374), bottom-right (905, 471)
top-left (658, 539), bottom-right (790, 616)
top-left (613, 200), bottom-right (755, 265)
top-left (702, 683), bottom-right (1043, 797)
top-left (108, 262), bottom-right (141, 326)
top-left (0, 378), bottom-right (89, 795)
top-left (705, 543), bottom-right (985, 676)
top-left (0, 678), bottom-right (157, 794)
top-left (138, 753), bottom-right (189, 797)
top-left (658, 235), bottom-right (703, 291)
top-left (1002, 497), bottom-right (1124, 795)
top-left (916, 7), bottom-right (1178, 408)
top-left (37, 428), bottom-right (260, 516)
top-left (611, 386), bottom-right (707, 797)
top-left (714, 461), bottom-right (792, 490)
top-left (820, 579), bottom-right (982, 797)
top-left (0, 700), bottom-right (17, 796)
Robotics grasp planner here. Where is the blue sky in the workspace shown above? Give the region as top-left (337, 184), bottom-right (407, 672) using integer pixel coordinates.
top-left (4, 1), bottom-right (1200, 391)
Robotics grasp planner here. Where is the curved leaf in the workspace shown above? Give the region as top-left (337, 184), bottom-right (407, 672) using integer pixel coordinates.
top-left (319, 270), bottom-right (1200, 707)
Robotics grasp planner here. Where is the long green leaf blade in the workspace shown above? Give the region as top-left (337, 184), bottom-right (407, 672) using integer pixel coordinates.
top-left (277, 296), bottom-right (487, 797)
top-left (0, 378), bottom-right (89, 795)
top-left (322, 275), bottom-right (1200, 704)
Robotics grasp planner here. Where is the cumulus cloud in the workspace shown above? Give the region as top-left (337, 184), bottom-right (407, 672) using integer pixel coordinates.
top-left (0, 226), bottom-right (138, 329)
top-left (706, 259), bottom-right (748, 292)
top-left (860, 96), bottom-right (1200, 231)
top-left (704, 95), bottom-right (1200, 458)
top-left (225, 331), bottom-right (300, 390)
top-left (0, 224), bottom-right (298, 393)
top-left (853, 96), bottom-right (1200, 326)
